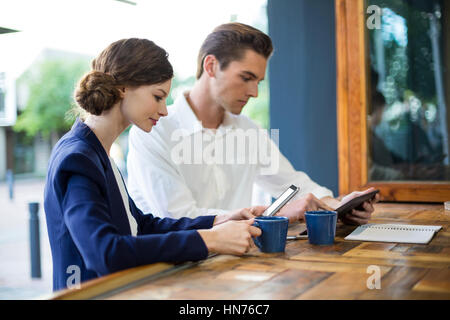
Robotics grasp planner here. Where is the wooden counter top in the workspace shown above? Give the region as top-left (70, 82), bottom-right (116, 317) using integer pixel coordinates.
top-left (48, 203), bottom-right (450, 300)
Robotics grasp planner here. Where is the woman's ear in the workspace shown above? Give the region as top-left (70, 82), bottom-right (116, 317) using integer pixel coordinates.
top-left (203, 54), bottom-right (218, 78)
top-left (118, 87), bottom-right (126, 99)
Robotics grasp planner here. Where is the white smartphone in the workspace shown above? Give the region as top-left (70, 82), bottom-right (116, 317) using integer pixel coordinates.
top-left (262, 185), bottom-right (299, 217)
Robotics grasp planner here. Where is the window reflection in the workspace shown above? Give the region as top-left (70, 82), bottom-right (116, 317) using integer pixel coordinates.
top-left (367, 0), bottom-right (450, 181)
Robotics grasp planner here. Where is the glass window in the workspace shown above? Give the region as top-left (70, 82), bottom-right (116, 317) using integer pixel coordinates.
top-left (367, 0), bottom-right (450, 181)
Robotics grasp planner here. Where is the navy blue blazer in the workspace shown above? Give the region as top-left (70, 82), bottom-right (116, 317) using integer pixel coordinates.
top-left (44, 119), bottom-right (215, 291)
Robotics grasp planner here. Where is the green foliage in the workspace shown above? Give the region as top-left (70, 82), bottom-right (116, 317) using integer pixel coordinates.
top-left (14, 58), bottom-right (90, 138)
top-left (368, 0), bottom-right (440, 104)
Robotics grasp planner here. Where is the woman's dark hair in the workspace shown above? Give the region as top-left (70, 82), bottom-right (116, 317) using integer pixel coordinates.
top-left (196, 23), bottom-right (273, 79)
top-left (372, 90), bottom-right (386, 112)
top-left (74, 38), bottom-right (173, 116)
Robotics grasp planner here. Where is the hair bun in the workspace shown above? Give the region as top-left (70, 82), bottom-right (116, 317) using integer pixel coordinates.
top-left (74, 71), bottom-right (121, 115)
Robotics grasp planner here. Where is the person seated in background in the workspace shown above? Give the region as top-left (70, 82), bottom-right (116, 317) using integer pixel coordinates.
top-left (127, 23), bottom-right (379, 226)
top-left (368, 91), bottom-right (443, 181)
top-left (44, 38), bottom-right (266, 291)
top-left (368, 91), bottom-right (405, 181)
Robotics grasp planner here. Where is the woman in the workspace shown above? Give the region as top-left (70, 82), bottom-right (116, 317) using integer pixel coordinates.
top-left (44, 38), bottom-right (263, 291)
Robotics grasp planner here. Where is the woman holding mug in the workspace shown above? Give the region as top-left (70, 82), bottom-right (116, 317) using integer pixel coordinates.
top-left (44, 38), bottom-right (263, 291)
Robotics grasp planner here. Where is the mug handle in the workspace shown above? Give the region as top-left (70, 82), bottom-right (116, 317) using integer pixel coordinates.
top-left (252, 221), bottom-right (262, 250)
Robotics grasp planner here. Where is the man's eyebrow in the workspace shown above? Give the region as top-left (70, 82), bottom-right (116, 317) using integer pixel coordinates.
top-left (242, 71), bottom-right (264, 81)
top-left (157, 88), bottom-right (168, 97)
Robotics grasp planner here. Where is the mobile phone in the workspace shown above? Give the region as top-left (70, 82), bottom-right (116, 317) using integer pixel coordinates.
top-left (335, 189), bottom-right (379, 219)
top-left (263, 185), bottom-right (299, 217)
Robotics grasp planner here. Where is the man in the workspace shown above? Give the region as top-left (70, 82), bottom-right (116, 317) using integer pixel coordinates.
top-left (127, 22), bottom-right (377, 224)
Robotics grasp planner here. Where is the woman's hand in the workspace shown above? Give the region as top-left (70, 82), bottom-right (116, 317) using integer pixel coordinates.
top-left (278, 193), bottom-right (335, 223)
top-left (198, 219), bottom-right (261, 255)
top-left (213, 205), bottom-right (268, 225)
top-left (228, 205), bottom-right (268, 221)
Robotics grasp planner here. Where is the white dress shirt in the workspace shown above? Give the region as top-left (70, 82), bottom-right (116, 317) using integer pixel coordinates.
top-left (126, 92), bottom-right (333, 218)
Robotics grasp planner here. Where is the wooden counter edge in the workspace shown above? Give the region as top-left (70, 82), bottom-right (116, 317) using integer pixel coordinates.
top-left (40, 262), bottom-right (174, 300)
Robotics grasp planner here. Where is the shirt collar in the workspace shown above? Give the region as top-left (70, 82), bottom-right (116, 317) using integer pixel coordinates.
top-left (174, 91), bottom-right (238, 136)
top-left (173, 92), bottom-right (203, 135)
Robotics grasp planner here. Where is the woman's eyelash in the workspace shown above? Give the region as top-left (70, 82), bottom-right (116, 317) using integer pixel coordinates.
top-left (154, 95), bottom-right (162, 102)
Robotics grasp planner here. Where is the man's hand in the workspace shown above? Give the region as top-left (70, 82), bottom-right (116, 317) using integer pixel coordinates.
top-left (337, 187), bottom-right (380, 225)
top-left (277, 193), bottom-right (335, 223)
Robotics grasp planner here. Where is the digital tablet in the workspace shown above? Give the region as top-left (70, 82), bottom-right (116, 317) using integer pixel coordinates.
top-left (335, 189), bottom-right (379, 219)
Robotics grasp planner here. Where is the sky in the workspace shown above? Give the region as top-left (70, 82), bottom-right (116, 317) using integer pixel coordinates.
top-left (0, 0), bottom-right (267, 79)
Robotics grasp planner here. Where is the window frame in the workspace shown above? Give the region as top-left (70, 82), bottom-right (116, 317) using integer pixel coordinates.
top-left (335, 0), bottom-right (450, 202)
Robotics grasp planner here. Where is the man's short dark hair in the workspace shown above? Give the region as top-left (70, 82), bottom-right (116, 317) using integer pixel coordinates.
top-left (196, 22), bottom-right (273, 79)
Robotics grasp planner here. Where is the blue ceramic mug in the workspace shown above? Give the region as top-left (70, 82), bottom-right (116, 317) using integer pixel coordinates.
top-left (305, 211), bottom-right (337, 245)
top-left (252, 216), bottom-right (289, 253)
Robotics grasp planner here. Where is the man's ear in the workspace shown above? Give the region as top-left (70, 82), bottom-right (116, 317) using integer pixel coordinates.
top-left (203, 54), bottom-right (218, 77)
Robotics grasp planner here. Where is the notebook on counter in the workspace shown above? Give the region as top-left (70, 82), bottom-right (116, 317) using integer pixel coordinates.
top-left (344, 223), bottom-right (442, 244)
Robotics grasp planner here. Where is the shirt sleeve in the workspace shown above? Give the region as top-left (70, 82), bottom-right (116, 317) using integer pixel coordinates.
top-left (254, 129), bottom-right (334, 200)
top-left (127, 125), bottom-right (230, 219)
top-left (59, 153), bottom-right (210, 276)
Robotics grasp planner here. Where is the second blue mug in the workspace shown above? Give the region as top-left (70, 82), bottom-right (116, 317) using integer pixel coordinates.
top-left (305, 210), bottom-right (337, 245)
